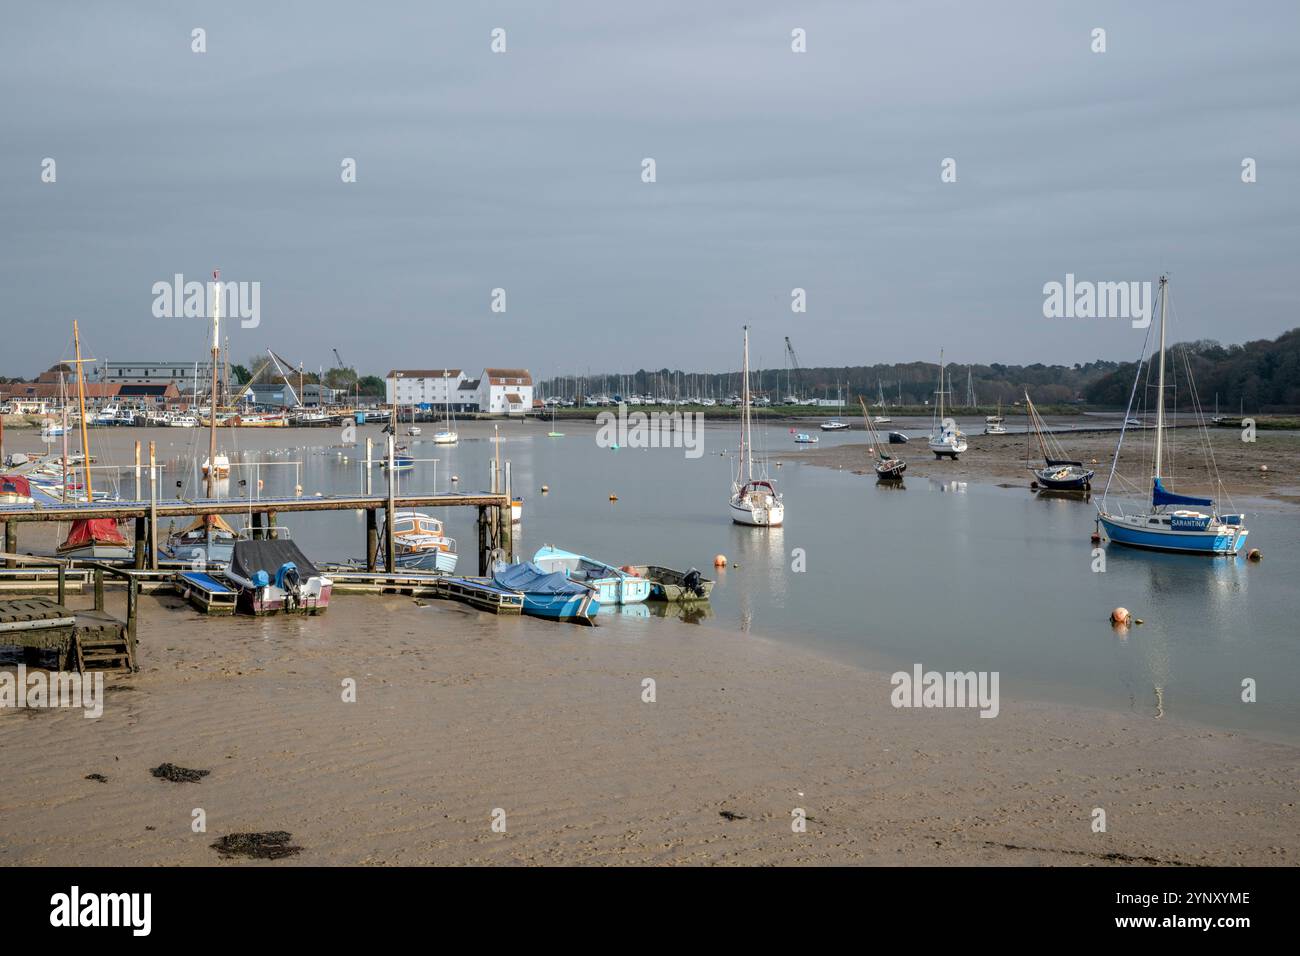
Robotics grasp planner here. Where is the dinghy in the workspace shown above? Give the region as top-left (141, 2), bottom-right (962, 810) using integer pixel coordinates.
top-left (624, 565), bottom-right (713, 601)
top-left (492, 561), bottom-right (600, 624)
top-left (225, 539), bottom-right (333, 615)
top-left (532, 545), bottom-right (651, 604)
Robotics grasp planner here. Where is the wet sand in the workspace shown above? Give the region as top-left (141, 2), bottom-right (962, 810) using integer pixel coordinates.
top-left (1, 591), bottom-right (1295, 866)
top-left (782, 429), bottom-right (1300, 509)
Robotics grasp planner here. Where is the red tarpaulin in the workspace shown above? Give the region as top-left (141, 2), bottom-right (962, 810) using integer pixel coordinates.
top-left (59, 517), bottom-right (129, 551)
top-left (0, 475), bottom-right (32, 499)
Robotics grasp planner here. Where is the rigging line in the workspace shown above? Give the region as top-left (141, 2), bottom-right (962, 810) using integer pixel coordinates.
top-left (1101, 283), bottom-right (1158, 510)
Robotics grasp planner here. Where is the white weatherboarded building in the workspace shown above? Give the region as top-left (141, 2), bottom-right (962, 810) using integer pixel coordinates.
top-left (386, 368), bottom-right (532, 414)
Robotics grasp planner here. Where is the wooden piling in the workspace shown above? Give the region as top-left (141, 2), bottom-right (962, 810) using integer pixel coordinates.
top-left (251, 511), bottom-right (264, 539)
top-left (366, 509), bottom-right (378, 571)
top-left (94, 568), bottom-right (104, 611)
top-left (134, 516), bottom-right (146, 570)
top-left (2, 521), bottom-right (13, 569)
top-left (477, 505), bottom-right (488, 576)
top-left (148, 441), bottom-right (158, 571)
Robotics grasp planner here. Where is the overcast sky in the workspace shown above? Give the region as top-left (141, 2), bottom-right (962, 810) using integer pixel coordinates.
top-left (2, 1), bottom-right (1296, 380)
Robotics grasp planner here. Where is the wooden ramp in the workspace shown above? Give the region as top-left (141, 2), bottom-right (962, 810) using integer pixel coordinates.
top-left (325, 569), bottom-right (523, 614)
top-left (73, 610), bottom-right (135, 672)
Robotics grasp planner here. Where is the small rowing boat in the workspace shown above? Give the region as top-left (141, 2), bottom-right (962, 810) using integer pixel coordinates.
top-left (624, 565), bottom-right (713, 601)
top-left (492, 561), bottom-right (600, 624)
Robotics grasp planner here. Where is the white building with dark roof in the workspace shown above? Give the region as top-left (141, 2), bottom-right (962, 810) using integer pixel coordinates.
top-left (385, 368), bottom-right (531, 414)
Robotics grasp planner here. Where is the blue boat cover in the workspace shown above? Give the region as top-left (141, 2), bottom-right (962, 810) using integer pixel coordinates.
top-left (493, 561), bottom-right (588, 595)
top-left (1152, 477), bottom-right (1212, 508)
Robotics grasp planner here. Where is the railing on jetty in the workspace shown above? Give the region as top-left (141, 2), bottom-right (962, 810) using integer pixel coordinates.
top-left (0, 490), bottom-right (515, 576)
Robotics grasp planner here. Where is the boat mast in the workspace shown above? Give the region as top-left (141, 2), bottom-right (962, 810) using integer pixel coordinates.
top-left (741, 325), bottom-right (752, 482)
top-left (207, 269), bottom-right (220, 500)
top-left (936, 348), bottom-right (945, 423)
top-left (60, 371), bottom-right (69, 502)
top-left (1153, 275), bottom-right (1168, 482)
top-left (73, 321), bottom-right (93, 498)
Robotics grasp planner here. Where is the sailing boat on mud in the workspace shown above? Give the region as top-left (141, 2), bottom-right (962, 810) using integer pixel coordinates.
top-left (729, 326), bottom-right (784, 527)
top-left (57, 321), bottom-right (132, 560)
top-left (858, 397), bottom-right (906, 480)
top-left (1024, 392), bottom-right (1093, 491)
top-left (928, 349), bottom-right (967, 459)
top-left (1096, 276), bottom-right (1249, 555)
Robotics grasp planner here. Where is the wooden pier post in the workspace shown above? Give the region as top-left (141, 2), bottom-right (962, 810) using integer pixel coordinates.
top-left (385, 435), bottom-right (396, 573)
top-left (94, 568), bottom-right (104, 611)
top-left (251, 511), bottom-right (264, 539)
top-left (2, 521), bottom-right (13, 569)
top-left (477, 506), bottom-right (488, 576)
top-left (148, 441), bottom-right (158, 570)
top-left (267, 511), bottom-right (277, 538)
top-left (134, 440), bottom-right (141, 501)
top-left (501, 461), bottom-right (513, 561)
top-left (134, 516), bottom-right (146, 570)
top-left (366, 508), bottom-right (378, 572)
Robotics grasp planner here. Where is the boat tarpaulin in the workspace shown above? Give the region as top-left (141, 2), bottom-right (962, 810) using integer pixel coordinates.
top-left (493, 561), bottom-right (588, 595)
top-left (1152, 477), bottom-right (1213, 508)
top-left (230, 540), bottom-right (319, 580)
top-left (0, 475), bottom-right (32, 498)
top-left (1045, 458), bottom-right (1085, 467)
top-left (60, 518), bottom-right (128, 549)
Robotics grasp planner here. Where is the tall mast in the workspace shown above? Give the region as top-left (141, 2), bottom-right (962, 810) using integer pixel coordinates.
top-left (60, 371), bottom-right (69, 502)
top-left (1153, 275), bottom-right (1168, 481)
top-left (207, 269), bottom-right (220, 499)
top-left (937, 348), bottom-right (945, 421)
top-left (742, 326), bottom-right (752, 481)
top-left (73, 321), bottom-right (93, 498)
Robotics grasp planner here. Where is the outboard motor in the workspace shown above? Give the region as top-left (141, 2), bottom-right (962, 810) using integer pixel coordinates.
top-left (276, 562), bottom-right (303, 610)
top-left (683, 568), bottom-right (705, 597)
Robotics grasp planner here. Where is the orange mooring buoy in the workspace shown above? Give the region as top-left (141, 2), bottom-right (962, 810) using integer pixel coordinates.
top-left (1110, 607), bottom-right (1130, 625)
top-left (713, 554), bottom-right (727, 567)
top-left (609, 493), bottom-right (618, 501)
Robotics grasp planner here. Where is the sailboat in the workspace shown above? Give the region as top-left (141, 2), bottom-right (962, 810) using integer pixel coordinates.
top-left (729, 326), bottom-right (784, 527)
top-left (546, 401), bottom-right (564, 438)
top-left (432, 370), bottom-right (458, 444)
top-left (1024, 392), bottom-right (1093, 491)
top-left (57, 321), bottom-right (132, 560)
top-left (927, 349), bottom-right (967, 459)
top-left (1097, 276), bottom-right (1249, 555)
top-left (858, 397), bottom-right (906, 479)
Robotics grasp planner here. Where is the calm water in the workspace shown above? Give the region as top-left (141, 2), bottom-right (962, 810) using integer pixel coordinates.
top-left (30, 419), bottom-right (1300, 742)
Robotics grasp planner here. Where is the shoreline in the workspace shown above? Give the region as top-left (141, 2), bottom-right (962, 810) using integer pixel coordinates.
top-left (1, 591), bottom-right (1295, 866)
top-left (780, 430), bottom-right (1300, 511)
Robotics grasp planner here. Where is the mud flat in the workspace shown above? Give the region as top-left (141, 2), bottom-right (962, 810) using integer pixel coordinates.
top-left (783, 430), bottom-right (1300, 510)
top-left (0, 592), bottom-right (1295, 866)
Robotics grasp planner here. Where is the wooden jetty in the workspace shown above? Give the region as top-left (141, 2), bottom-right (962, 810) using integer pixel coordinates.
top-left (0, 489), bottom-right (514, 576)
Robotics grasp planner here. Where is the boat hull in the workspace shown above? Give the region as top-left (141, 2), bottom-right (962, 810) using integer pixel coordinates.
top-left (394, 549), bottom-right (458, 573)
top-left (1098, 514), bottom-right (1247, 555)
top-left (729, 498), bottom-right (784, 527)
top-left (875, 460), bottom-right (906, 480)
top-left (519, 591), bottom-right (599, 624)
top-left (237, 580), bottom-right (333, 615)
top-left (1033, 467), bottom-right (1094, 491)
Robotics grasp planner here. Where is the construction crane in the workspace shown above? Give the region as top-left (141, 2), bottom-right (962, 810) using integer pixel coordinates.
top-left (333, 348), bottom-right (346, 368)
top-left (783, 336), bottom-right (804, 404)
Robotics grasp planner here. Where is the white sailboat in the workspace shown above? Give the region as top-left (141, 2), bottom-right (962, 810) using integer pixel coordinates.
top-left (927, 348), bottom-right (968, 459)
top-left (983, 400), bottom-right (1007, 435)
top-left (432, 369), bottom-right (458, 444)
top-left (729, 326), bottom-right (784, 527)
top-left (1096, 276), bottom-right (1249, 555)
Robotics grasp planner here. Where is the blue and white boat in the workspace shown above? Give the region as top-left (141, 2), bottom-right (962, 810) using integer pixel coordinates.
top-left (1097, 276), bottom-right (1249, 556)
top-left (492, 561), bottom-right (600, 625)
top-left (531, 545), bottom-right (652, 605)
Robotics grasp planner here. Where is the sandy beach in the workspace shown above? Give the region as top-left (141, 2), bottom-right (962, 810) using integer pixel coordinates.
top-left (1, 589), bottom-right (1295, 866)
top-left (782, 429), bottom-right (1300, 510)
